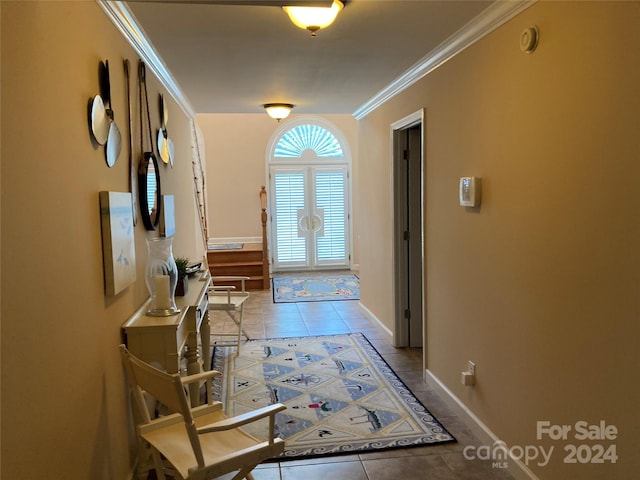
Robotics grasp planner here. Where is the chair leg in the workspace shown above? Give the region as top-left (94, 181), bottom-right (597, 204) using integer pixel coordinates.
top-left (150, 450), bottom-right (167, 480)
top-left (236, 305), bottom-right (243, 353)
top-left (239, 303), bottom-right (251, 340)
top-left (229, 465), bottom-right (257, 480)
top-left (224, 305), bottom-right (249, 354)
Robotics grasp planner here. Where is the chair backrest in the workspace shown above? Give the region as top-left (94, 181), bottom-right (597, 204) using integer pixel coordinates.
top-left (119, 345), bottom-right (206, 467)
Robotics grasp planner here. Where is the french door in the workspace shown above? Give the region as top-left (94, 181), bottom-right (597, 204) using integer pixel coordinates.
top-left (270, 165), bottom-right (349, 271)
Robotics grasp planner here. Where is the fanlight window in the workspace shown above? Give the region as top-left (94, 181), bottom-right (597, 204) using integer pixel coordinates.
top-left (274, 124), bottom-right (344, 158)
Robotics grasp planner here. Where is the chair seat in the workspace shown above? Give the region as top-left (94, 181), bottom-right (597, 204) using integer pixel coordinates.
top-left (142, 406), bottom-right (284, 479)
top-left (208, 292), bottom-right (249, 310)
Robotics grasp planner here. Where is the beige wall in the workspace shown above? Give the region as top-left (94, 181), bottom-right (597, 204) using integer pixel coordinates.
top-left (196, 113), bottom-right (359, 264)
top-left (3, 1), bottom-right (638, 479)
top-left (1, 1), bottom-right (204, 478)
top-left (358, 2), bottom-right (639, 478)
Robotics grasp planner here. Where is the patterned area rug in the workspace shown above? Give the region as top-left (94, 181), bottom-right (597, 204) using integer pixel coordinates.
top-left (272, 274), bottom-right (360, 303)
top-left (208, 243), bottom-right (243, 250)
top-left (212, 333), bottom-right (455, 461)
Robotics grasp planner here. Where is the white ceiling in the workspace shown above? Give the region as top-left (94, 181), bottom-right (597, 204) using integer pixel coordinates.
top-left (125, 0), bottom-right (494, 116)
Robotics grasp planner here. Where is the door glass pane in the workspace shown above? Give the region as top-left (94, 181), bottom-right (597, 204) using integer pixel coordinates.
top-left (273, 172), bottom-right (307, 265)
top-left (315, 169), bottom-right (346, 264)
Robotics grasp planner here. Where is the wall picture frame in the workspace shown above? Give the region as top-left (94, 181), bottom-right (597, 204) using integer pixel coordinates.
top-left (99, 191), bottom-right (136, 295)
top-left (159, 194), bottom-right (176, 237)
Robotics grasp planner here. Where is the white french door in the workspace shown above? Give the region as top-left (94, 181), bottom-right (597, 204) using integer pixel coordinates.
top-left (270, 165), bottom-right (349, 271)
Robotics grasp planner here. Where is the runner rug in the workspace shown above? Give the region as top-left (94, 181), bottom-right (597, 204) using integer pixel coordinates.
top-left (272, 274), bottom-right (360, 303)
top-left (212, 333), bottom-right (455, 461)
top-left (208, 243), bottom-right (243, 250)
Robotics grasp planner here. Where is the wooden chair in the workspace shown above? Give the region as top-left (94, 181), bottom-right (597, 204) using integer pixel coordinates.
top-left (208, 276), bottom-right (251, 352)
top-left (119, 344), bottom-right (286, 480)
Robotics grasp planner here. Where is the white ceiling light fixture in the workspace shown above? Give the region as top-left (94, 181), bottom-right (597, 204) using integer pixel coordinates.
top-left (263, 103), bottom-right (294, 121)
top-left (283, 0), bottom-right (344, 36)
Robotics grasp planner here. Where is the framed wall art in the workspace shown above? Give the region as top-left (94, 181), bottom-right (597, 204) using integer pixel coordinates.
top-left (99, 191), bottom-right (136, 295)
top-left (159, 194), bottom-right (176, 238)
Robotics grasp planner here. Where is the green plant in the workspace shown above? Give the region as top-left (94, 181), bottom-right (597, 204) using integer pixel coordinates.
top-left (174, 257), bottom-right (190, 279)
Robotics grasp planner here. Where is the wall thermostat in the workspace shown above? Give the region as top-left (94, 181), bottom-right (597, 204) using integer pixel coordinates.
top-left (459, 177), bottom-right (481, 207)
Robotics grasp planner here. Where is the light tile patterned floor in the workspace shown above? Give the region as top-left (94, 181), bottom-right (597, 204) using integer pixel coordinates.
top-left (208, 283), bottom-right (516, 480)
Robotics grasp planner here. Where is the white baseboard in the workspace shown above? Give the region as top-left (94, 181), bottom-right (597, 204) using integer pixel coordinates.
top-left (124, 459), bottom-right (138, 480)
top-left (424, 369), bottom-right (539, 480)
top-left (357, 302), bottom-right (393, 344)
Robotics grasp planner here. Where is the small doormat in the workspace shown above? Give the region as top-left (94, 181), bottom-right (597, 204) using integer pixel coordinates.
top-left (212, 333), bottom-right (455, 461)
top-left (272, 274), bottom-right (359, 303)
top-left (208, 243), bottom-right (244, 250)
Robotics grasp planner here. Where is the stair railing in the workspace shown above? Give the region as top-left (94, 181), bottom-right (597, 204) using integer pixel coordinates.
top-left (260, 186), bottom-right (270, 289)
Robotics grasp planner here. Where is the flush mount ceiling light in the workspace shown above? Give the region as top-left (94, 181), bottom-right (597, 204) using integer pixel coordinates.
top-left (263, 103), bottom-right (294, 121)
top-left (283, 0), bottom-right (344, 36)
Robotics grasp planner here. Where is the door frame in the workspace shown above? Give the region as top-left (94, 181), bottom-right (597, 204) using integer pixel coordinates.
top-left (266, 117), bottom-right (353, 273)
top-left (391, 109), bottom-right (425, 348)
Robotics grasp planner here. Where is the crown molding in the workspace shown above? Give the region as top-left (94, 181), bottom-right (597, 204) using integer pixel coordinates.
top-left (98, 0), bottom-right (196, 119)
top-left (353, 0), bottom-right (536, 120)
top-left (99, 0), bottom-right (534, 121)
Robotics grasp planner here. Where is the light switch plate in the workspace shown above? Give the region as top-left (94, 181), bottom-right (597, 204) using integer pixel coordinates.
top-left (459, 177), bottom-right (481, 207)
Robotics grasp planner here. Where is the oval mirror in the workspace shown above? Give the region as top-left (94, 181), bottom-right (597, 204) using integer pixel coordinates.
top-left (89, 95), bottom-right (109, 145)
top-left (138, 152), bottom-right (162, 230)
top-left (106, 120), bottom-right (121, 167)
top-left (157, 129), bottom-right (170, 164)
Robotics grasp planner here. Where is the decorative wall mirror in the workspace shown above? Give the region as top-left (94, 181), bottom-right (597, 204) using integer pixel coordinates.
top-left (138, 60), bottom-right (162, 231)
top-left (139, 152), bottom-right (161, 230)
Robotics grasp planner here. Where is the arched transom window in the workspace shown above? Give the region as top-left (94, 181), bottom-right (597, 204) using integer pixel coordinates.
top-left (274, 124), bottom-right (344, 159)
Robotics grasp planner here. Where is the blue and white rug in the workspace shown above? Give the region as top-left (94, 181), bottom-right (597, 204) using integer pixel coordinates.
top-left (272, 274), bottom-right (360, 303)
top-left (208, 243), bottom-right (244, 250)
top-left (212, 333), bottom-right (455, 460)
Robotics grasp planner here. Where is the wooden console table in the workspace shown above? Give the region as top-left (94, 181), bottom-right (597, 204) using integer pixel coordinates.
top-left (122, 270), bottom-right (211, 406)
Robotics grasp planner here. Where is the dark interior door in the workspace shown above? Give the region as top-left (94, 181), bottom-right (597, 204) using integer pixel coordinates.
top-left (394, 124), bottom-right (423, 347)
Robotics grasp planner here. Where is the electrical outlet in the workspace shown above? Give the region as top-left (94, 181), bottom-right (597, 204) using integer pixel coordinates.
top-left (467, 361), bottom-right (475, 376)
top-left (461, 361), bottom-right (476, 386)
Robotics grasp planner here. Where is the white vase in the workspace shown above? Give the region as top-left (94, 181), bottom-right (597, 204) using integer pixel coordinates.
top-left (145, 236), bottom-right (180, 316)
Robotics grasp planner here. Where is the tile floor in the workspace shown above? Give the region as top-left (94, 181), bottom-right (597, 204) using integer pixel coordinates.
top-left (208, 284), bottom-right (516, 480)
